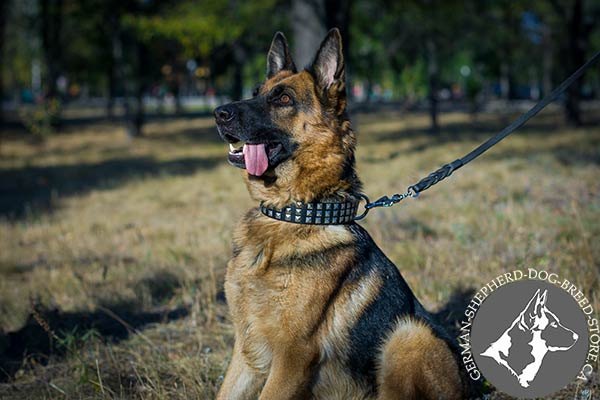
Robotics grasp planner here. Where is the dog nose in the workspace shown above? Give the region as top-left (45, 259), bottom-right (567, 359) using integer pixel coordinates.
top-left (214, 105), bottom-right (236, 123)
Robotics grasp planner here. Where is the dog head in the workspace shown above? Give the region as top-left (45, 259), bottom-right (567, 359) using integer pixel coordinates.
top-left (214, 29), bottom-right (360, 207)
top-left (519, 289), bottom-right (578, 351)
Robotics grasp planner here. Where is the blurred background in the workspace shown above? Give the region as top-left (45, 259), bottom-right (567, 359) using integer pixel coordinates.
top-left (1, 0), bottom-right (599, 134)
top-left (0, 1), bottom-right (599, 399)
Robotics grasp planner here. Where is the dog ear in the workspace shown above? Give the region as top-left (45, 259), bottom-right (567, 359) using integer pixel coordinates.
top-left (310, 28), bottom-right (346, 115)
top-left (267, 32), bottom-right (296, 78)
top-left (519, 289), bottom-right (542, 329)
top-left (311, 28), bottom-right (345, 92)
top-left (533, 289), bottom-right (548, 317)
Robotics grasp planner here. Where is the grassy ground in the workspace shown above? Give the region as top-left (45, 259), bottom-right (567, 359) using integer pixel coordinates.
top-left (0, 110), bottom-right (598, 399)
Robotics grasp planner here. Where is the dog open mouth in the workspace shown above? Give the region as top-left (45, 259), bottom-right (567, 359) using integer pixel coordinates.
top-left (227, 141), bottom-right (284, 176)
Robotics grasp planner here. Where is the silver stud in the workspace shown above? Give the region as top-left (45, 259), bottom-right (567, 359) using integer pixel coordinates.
top-left (316, 210), bottom-right (322, 217)
top-left (285, 213), bottom-right (291, 221)
top-left (275, 212), bottom-right (281, 219)
top-left (326, 203), bottom-right (331, 209)
top-left (307, 209), bottom-right (313, 216)
top-left (295, 208), bottom-right (302, 215)
top-left (324, 217), bottom-right (330, 224)
top-left (307, 203), bottom-right (313, 209)
top-left (333, 216), bottom-right (338, 223)
top-left (325, 210), bottom-right (331, 216)
top-left (317, 203), bottom-right (323, 210)
top-left (295, 215), bottom-right (301, 222)
top-left (306, 216), bottom-right (312, 223)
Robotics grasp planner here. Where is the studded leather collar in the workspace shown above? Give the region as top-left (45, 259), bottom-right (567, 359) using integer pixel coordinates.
top-left (260, 199), bottom-right (360, 225)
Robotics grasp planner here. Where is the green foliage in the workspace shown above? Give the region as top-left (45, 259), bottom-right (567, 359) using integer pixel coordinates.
top-left (396, 59), bottom-right (427, 100)
top-left (124, 0), bottom-right (278, 58)
top-left (243, 52), bottom-right (269, 88)
top-left (3, 2), bottom-right (38, 91)
top-left (1, 0), bottom-right (599, 116)
top-left (18, 98), bottom-right (61, 138)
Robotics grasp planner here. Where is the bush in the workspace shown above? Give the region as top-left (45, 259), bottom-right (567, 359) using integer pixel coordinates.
top-left (18, 98), bottom-right (62, 139)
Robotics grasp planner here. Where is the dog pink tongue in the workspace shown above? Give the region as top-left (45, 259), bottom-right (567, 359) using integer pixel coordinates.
top-left (243, 143), bottom-right (269, 176)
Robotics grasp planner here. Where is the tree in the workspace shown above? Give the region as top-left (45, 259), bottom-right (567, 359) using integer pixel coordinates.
top-left (374, 0), bottom-right (466, 133)
top-left (291, 0), bottom-right (350, 88)
top-left (546, 0), bottom-right (598, 126)
top-left (0, 1), bottom-right (7, 125)
top-left (349, 1), bottom-right (389, 104)
top-left (39, 0), bottom-right (62, 98)
top-left (127, 0), bottom-right (281, 102)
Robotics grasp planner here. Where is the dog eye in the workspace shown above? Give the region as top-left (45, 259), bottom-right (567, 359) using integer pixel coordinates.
top-left (279, 94), bottom-right (292, 104)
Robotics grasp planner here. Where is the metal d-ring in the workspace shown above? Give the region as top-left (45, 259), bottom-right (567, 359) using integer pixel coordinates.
top-left (354, 193), bottom-right (371, 221)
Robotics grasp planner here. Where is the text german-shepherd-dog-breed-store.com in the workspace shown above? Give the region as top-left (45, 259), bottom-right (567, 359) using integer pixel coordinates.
top-left (213, 29), bottom-right (470, 400)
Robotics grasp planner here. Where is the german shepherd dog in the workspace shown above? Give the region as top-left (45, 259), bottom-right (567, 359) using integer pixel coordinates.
top-left (214, 29), bottom-right (466, 399)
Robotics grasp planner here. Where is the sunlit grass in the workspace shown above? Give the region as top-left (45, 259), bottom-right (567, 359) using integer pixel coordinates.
top-left (0, 111), bottom-right (598, 398)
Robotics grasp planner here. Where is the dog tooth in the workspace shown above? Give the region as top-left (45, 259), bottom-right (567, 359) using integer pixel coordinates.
top-left (229, 143), bottom-right (235, 152)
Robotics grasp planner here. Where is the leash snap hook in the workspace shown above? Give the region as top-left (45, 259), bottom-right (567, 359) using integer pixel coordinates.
top-left (407, 186), bottom-right (419, 198)
top-left (355, 187), bottom-right (417, 221)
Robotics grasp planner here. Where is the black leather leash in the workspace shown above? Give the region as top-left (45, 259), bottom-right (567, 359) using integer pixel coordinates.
top-left (355, 50), bottom-right (600, 220)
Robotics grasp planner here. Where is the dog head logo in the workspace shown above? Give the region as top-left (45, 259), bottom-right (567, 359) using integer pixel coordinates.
top-left (214, 29), bottom-right (360, 207)
top-left (480, 288), bottom-right (579, 388)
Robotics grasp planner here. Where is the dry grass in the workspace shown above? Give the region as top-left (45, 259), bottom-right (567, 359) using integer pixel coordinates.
top-left (0, 110), bottom-right (598, 399)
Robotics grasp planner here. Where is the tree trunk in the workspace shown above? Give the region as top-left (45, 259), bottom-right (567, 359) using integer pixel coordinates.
top-left (40, 0), bottom-right (62, 99)
top-left (499, 62), bottom-right (510, 101)
top-left (542, 25), bottom-right (553, 98)
top-left (40, 0), bottom-right (63, 128)
top-left (529, 67), bottom-right (540, 100)
top-left (132, 85), bottom-right (144, 137)
top-left (106, 15), bottom-right (120, 120)
top-left (292, 0), bottom-right (352, 96)
top-left (426, 39), bottom-right (439, 134)
top-left (106, 66), bottom-right (116, 119)
top-left (126, 43), bottom-right (147, 139)
top-left (173, 81), bottom-right (182, 114)
top-left (110, 12), bottom-right (128, 123)
top-left (564, 0), bottom-right (584, 126)
top-left (325, 0), bottom-right (352, 97)
top-left (292, 0), bottom-right (327, 67)
top-left (365, 77), bottom-right (373, 106)
top-left (325, 0), bottom-right (350, 60)
top-left (0, 1), bottom-right (6, 126)
top-left (232, 63), bottom-right (243, 101)
top-left (231, 43), bottom-right (245, 101)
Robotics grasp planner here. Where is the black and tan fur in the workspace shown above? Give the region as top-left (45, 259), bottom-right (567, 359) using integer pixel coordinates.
top-left (214, 29), bottom-right (466, 400)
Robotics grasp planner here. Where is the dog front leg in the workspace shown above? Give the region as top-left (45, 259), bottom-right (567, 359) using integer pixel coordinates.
top-left (217, 342), bottom-right (264, 400)
top-left (258, 345), bottom-right (318, 400)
